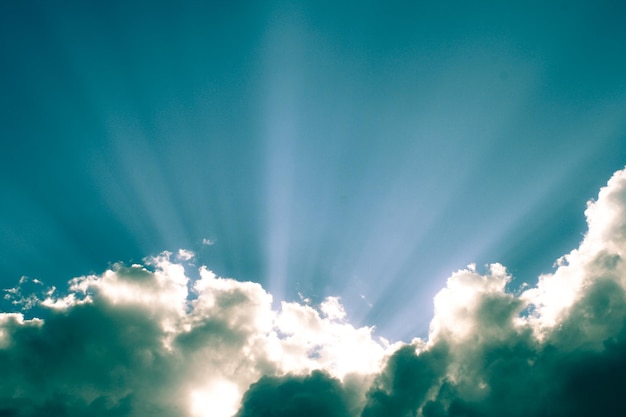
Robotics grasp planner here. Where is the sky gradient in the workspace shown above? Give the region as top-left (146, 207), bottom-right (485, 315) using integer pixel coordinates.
top-left (2, 0), bottom-right (626, 343)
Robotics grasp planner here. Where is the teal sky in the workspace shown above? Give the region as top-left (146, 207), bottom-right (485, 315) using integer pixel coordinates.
top-left (2, 0), bottom-right (626, 340)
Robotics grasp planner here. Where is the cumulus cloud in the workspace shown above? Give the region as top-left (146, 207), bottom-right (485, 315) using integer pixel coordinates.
top-left (3, 167), bottom-right (626, 416)
top-left (0, 252), bottom-right (387, 417)
top-left (359, 167), bottom-right (626, 417)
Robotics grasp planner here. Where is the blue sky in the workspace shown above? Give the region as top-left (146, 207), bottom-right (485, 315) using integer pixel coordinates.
top-left (2, 0), bottom-right (626, 340)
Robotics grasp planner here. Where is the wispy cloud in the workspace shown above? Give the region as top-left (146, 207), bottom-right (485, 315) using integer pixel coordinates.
top-left (3, 167), bottom-right (626, 416)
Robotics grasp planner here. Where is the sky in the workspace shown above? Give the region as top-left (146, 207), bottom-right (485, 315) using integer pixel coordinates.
top-left (1, 1), bottom-right (626, 415)
top-left (2, 0), bottom-right (626, 339)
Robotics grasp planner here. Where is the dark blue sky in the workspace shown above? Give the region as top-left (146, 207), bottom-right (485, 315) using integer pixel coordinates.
top-left (1, 0), bottom-right (626, 339)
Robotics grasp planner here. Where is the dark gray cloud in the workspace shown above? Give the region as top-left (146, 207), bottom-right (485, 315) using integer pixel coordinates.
top-left (3, 168), bottom-right (626, 416)
top-left (0, 302), bottom-right (182, 416)
top-left (361, 343), bottom-right (450, 417)
top-left (235, 370), bottom-right (353, 417)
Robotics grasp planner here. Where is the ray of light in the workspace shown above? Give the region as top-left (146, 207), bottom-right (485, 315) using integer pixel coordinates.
top-left (262, 11), bottom-right (304, 304)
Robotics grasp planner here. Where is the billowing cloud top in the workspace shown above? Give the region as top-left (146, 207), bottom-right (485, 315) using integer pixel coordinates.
top-left (3, 167), bottom-right (626, 416)
top-left (0, 253), bottom-right (387, 416)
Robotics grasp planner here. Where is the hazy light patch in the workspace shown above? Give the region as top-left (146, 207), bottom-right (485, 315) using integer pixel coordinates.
top-left (274, 299), bottom-right (387, 378)
top-left (190, 380), bottom-right (240, 417)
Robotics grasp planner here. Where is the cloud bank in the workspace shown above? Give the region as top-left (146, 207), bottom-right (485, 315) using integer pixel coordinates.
top-left (3, 167), bottom-right (626, 416)
top-left (0, 251), bottom-right (387, 416)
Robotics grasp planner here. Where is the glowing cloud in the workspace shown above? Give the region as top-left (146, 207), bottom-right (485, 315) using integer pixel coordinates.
top-left (0, 252), bottom-right (388, 416)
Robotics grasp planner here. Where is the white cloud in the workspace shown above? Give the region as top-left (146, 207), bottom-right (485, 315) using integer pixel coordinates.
top-left (429, 263), bottom-right (513, 342)
top-left (521, 168), bottom-right (626, 340)
top-left (177, 249), bottom-right (196, 261)
top-left (320, 296), bottom-right (347, 321)
top-left (0, 251), bottom-right (390, 416)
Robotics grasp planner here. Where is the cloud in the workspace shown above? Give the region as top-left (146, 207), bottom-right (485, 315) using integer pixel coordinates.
top-left (2, 167), bottom-right (626, 416)
top-left (358, 167), bottom-right (626, 417)
top-left (0, 252), bottom-right (387, 416)
top-left (320, 296), bottom-right (347, 321)
top-left (177, 249), bottom-right (195, 261)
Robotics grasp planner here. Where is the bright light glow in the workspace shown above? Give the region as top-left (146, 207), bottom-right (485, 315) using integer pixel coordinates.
top-left (430, 264), bottom-right (511, 341)
top-left (320, 296), bottom-right (346, 320)
top-left (190, 380), bottom-right (240, 417)
top-left (273, 300), bottom-right (387, 378)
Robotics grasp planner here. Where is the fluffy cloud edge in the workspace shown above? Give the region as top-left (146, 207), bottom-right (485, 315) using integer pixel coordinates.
top-left (1, 250), bottom-right (395, 417)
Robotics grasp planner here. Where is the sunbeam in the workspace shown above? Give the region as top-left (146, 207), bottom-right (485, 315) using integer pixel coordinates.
top-left (2, 3), bottom-right (626, 414)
